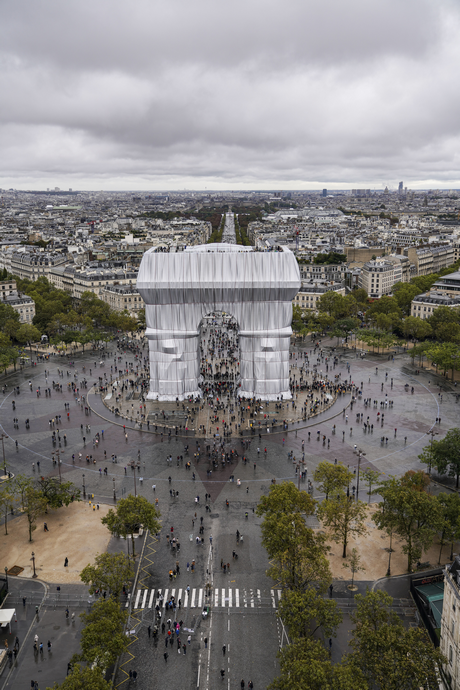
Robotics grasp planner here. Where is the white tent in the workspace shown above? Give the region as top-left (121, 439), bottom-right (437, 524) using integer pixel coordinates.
top-left (0, 609), bottom-right (16, 632)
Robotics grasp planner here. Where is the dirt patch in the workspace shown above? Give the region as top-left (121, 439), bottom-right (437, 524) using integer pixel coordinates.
top-left (0, 502), bottom-right (113, 584)
top-left (323, 504), bottom-right (458, 581)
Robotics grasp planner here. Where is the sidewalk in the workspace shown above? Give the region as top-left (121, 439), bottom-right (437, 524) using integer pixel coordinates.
top-left (1, 579), bottom-right (92, 690)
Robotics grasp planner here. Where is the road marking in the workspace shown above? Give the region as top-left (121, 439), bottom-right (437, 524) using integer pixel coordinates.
top-left (215, 589), bottom-right (219, 607)
top-left (134, 589), bottom-right (141, 609)
top-left (271, 589), bottom-right (276, 608)
top-left (141, 589), bottom-right (148, 608)
top-left (198, 588), bottom-right (203, 609)
top-left (222, 588), bottom-right (225, 607)
top-left (164, 588), bottom-right (169, 605)
top-left (148, 590), bottom-right (155, 608)
top-left (235, 589), bottom-right (239, 607)
top-left (191, 588), bottom-right (196, 608)
top-left (228, 589), bottom-right (232, 608)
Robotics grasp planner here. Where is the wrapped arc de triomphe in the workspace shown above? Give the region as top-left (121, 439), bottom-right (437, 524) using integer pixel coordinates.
top-left (137, 243), bottom-right (301, 401)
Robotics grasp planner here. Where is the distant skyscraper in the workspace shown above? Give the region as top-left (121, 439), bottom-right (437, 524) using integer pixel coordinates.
top-left (322, 189), bottom-right (327, 197)
top-left (398, 181), bottom-right (403, 194)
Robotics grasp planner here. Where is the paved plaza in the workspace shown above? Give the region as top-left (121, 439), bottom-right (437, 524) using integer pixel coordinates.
top-left (0, 336), bottom-right (458, 690)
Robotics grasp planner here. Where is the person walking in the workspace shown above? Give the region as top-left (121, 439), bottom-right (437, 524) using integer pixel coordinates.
top-left (241, 680), bottom-right (245, 689)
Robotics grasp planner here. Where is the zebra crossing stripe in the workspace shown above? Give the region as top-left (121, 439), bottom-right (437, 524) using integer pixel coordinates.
top-left (134, 590), bottom-right (141, 609)
top-left (130, 587), bottom-right (283, 610)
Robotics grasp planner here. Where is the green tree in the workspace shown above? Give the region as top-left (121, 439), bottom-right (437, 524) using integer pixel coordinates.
top-left (13, 474), bottom-right (33, 510)
top-left (78, 597), bottom-right (128, 669)
top-left (419, 427), bottom-right (460, 487)
top-left (331, 317), bottom-right (360, 347)
top-left (360, 468), bottom-right (381, 503)
top-left (0, 302), bottom-right (20, 331)
top-left (367, 295), bottom-right (402, 320)
top-left (23, 485), bottom-right (47, 541)
top-left (256, 482), bottom-right (331, 591)
top-left (401, 315), bottom-right (432, 342)
top-left (278, 588), bottom-right (342, 640)
top-left (102, 494), bottom-right (161, 558)
top-left (36, 477), bottom-right (80, 510)
top-left (313, 461), bottom-right (354, 500)
top-left (349, 589), bottom-right (445, 690)
top-left (436, 493), bottom-right (460, 562)
top-left (270, 638), bottom-right (367, 690)
top-left (392, 282), bottom-right (421, 314)
top-left (0, 484), bottom-right (15, 535)
top-left (291, 304), bottom-right (306, 337)
top-left (46, 664), bottom-right (112, 690)
top-left (15, 323), bottom-right (42, 353)
top-left (373, 473), bottom-right (443, 571)
top-left (80, 552), bottom-right (134, 599)
top-left (137, 308), bottom-right (146, 330)
top-left (342, 547), bottom-right (365, 589)
top-left (317, 494), bottom-right (368, 558)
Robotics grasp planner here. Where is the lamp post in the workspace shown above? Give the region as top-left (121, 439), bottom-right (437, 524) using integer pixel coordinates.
top-left (4, 566), bottom-right (8, 590)
top-left (31, 552), bottom-right (37, 578)
top-left (82, 474), bottom-right (86, 499)
top-left (133, 465), bottom-right (137, 497)
top-left (0, 433), bottom-right (7, 474)
top-left (56, 450), bottom-right (62, 483)
top-left (356, 451), bottom-right (365, 501)
top-left (428, 430), bottom-right (438, 475)
top-left (386, 531), bottom-right (393, 578)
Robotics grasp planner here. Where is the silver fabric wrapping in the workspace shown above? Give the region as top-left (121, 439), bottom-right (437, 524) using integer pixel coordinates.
top-left (137, 244), bottom-right (301, 401)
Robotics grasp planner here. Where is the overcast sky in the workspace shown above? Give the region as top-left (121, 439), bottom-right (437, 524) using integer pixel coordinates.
top-left (1, 0), bottom-right (459, 191)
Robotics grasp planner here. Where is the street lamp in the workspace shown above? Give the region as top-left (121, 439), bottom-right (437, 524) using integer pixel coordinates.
top-left (4, 566), bottom-right (8, 590)
top-left (0, 433), bottom-right (7, 474)
top-left (386, 531), bottom-right (393, 578)
top-left (428, 430), bottom-right (438, 475)
top-left (82, 474), bottom-right (86, 499)
top-left (356, 451), bottom-right (365, 501)
top-left (57, 450), bottom-right (62, 483)
top-left (31, 552), bottom-right (37, 578)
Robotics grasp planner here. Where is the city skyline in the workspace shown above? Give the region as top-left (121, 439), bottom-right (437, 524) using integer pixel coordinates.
top-left (1, 0), bottom-right (460, 191)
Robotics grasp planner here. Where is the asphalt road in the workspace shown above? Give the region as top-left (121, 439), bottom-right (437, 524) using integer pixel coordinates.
top-left (0, 337), bottom-right (458, 689)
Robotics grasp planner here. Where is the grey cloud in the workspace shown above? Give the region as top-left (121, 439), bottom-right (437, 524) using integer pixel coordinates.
top-left (0, 0), bottom-right (459, 189)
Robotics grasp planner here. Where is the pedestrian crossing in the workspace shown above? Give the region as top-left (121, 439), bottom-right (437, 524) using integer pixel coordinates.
top-left (127, 587), bottom-right (283, 611)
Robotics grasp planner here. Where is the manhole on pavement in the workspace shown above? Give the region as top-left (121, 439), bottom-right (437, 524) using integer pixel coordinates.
top-left (210, 514), bottom-right (220, 518)
top-left (8, 566), bottom-right (24, 576)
